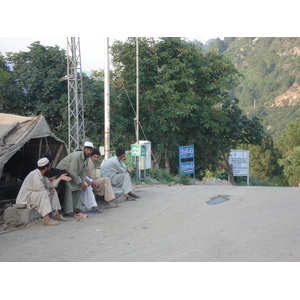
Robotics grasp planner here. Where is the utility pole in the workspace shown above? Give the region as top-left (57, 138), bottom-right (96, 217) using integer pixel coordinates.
top-left (66, 37), bottom-right (85, 151)
top-left (136, 37), bottom-right (139, 143)
top-left (104, 37), bottom-right (110, 160)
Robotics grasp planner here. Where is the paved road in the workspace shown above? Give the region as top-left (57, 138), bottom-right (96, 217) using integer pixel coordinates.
top-left (0, 184), bottom-right (299, 262)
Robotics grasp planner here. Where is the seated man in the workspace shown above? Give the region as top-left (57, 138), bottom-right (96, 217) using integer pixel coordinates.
top-left (16, 157), bottom-right (71, 226)
top-left (56, 141), bottom-right (94, 218)
top-left (84, 149), bottom-right (118, 209)
top-left (40, 153), bottom-right (69, 207)
top-left (100, 147), bottom-right (140, 201)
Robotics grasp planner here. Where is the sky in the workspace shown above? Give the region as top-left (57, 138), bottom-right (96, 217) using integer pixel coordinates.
top-left (1, 2), bottom-right (299, 74)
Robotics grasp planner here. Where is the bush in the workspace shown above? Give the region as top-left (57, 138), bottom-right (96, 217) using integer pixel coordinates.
top-left (148, 169), bottom-right (192, 185)
top-left (149, 169), bottom-right (175, 184)
top-left (235, 176), bottom-right (288, 186)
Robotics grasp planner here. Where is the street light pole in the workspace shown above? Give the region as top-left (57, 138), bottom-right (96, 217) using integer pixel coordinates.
top-left (104, 37), bottom-right (110, 161)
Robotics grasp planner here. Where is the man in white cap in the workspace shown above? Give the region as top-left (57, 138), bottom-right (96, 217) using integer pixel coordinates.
top-left (16, 157), bottom-right (71, 225)
top-left (56, 141), bottom-right (95, 217)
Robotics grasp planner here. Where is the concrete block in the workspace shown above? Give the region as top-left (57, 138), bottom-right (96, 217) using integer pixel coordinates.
top-left (4, 206), bottom-right (41, 223)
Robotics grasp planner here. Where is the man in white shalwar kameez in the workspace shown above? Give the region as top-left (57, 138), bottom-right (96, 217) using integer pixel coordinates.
top-left (82, 149), bottom-right (118, 210)
top-left (100, 147), bottom-right (140, 201)
top-left (16, 158), bottom-right (71, 225)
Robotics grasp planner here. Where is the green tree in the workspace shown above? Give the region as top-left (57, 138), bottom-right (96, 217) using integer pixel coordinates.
top-left (279, 147), bottom-right (300, 186)
top-left (277, 118), bottom-right (300, 156)
top-left (277, 118), bottom-right (300, 186)
top-left (82, 70), bottom-right (105, 147)
top-left (5, 42), bottom-right (68, 134)
top-left (0, 54), bottom-right (11, 109)
top-left (243, 135), bottom-right (282, 180)
top-left (197, 98), bottom-right (264, 184)
top-left (110, 37), bottom-right (263, 178)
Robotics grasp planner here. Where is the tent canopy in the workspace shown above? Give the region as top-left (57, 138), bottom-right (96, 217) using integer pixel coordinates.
top-left (0, 113), bottom-right (68, 199)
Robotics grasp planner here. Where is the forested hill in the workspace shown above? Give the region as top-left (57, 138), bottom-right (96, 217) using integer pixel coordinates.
top-left (205, 37), bottom-right (300, 140)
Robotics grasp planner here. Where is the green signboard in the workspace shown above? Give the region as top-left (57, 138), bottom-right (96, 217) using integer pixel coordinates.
top-left (130, 144), bottom-right (146, 157)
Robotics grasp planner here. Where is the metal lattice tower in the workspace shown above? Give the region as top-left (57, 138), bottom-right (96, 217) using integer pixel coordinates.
top-left (66, 37), bottom-right (85, 151)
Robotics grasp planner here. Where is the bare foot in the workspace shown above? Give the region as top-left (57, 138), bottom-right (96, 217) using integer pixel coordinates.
top-left (53, 213), bottom-right (67, 221)
top-left (43, 218), bottom-right (59, 226)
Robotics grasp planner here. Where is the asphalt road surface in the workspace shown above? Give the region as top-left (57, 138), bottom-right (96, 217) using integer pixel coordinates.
top-left (0, 184), bottom-right (299, 262)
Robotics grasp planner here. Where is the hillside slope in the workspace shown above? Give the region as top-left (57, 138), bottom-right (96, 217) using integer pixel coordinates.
top-left (207, 37), bottom-right (300, 139)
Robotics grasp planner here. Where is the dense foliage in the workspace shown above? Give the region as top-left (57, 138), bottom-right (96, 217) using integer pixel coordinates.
top-left (276, 119), bottom-right (300, 186)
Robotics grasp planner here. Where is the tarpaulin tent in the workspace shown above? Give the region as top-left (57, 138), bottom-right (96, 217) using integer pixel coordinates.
top-left (0, 113), bottom-right (68, 200)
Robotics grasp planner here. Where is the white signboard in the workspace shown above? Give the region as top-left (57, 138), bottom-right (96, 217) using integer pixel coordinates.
top-left (229, 150), bottom-right (250, 178)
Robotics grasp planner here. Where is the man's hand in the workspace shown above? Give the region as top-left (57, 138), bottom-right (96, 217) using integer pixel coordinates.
top-left (92, 181), bottom-right (101, 189)
top-left (59, 174), bottom-right (72, 181)
top-left (127, 167), bottom-right (134, 172)
top-left (80, 182), bottom-right (87, 191)
top-left (85, 179), bottom-right (92, 186)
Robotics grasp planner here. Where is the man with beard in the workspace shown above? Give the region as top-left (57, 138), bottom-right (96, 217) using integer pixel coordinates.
top-left (56, 141), bottom-right (94, 218)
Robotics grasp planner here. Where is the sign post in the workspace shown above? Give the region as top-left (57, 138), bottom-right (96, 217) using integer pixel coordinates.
top-left (179, 145), bottom-right (196, 185)
top-left (229, 150), bottom-right (250, 186)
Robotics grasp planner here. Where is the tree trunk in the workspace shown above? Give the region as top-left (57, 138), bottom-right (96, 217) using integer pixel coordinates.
top-left (216, 150), bottom-right (235, 185)
top-left (164, 149), bottom-right (170, 173)
top-left (224, 151), bottom-right (235, 185)
top-left (228, 166), bottom-right (235, 185)
top-left (152, 152), bottom-right (161, 169)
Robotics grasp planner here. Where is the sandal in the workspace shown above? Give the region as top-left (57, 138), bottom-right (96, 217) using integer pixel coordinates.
top-left (125, 195), bottom-right (136, 201)
top-left (65, 212), bottom-right (77, 217)
top-left (129, 192), bottom-right (140, 199)
top-left (87, 208), bottom-right (103, 213)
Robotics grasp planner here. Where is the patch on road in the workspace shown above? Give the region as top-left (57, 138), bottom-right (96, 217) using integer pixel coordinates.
top-left (206, 195), bottom-right (231, 205)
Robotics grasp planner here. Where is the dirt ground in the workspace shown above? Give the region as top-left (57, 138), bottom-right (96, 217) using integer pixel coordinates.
top-left (0, 182), bottom-right (300, 262)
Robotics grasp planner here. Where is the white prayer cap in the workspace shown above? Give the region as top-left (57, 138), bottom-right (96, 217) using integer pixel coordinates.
top-left (84, 141), bottom-right (94, 148)
top-left (37, 157), bottom-right (49, 167)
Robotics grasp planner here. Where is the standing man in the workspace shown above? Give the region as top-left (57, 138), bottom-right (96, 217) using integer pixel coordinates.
top-left (100, 147), bottom-right (140, 201)
top-left (16, 157), bottom-right (71, 226)
top-left (85, 149), bottom-right (118, 208)
top-left (56, 141), bottom-right (94, 217)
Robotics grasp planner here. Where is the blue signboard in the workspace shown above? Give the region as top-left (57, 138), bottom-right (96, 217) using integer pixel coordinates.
top-left (179, 145), bottom-right (194, 159)
top-left (179, 145), bottom-right (195, 184)
top-left (180, 161), bottom-right (195, 174)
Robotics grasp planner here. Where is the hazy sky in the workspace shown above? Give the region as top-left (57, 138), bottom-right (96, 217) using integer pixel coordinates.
top-left (1, 2), bottom-right (296, 73)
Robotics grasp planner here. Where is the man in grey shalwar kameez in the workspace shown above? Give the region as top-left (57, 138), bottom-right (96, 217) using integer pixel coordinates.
top-left (100, 147), bottom-right (140, 201)
top-left (16, 157), bottom-right (71, 225)
top-left (56, 141), bottom-right (94, 216)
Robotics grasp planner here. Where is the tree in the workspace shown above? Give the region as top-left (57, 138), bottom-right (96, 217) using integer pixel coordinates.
top-left (196, 98), bottom-right (264, 184)
top-left (110, 37), bottom-right (264, 178)
top-left (276, 118), bottom-right (300, 156)
top-left (5, 42), bottom-right (68, 135)
top-left (0, 54), bottom-right (11, 109)
top-left (277, 118), bottom-right (300, 186)
top-left (82, 70), bottom-right (105, 147)
top-left (243, 135), bottom-right (282, 180)
top-left (279, 147), bottom-right (300, 186)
